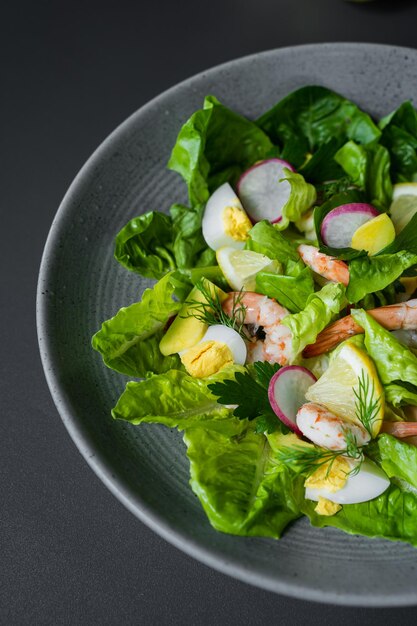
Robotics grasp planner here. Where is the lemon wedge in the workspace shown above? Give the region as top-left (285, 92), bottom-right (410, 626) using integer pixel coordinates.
top-left (389, 182), bottom-right (417, 234)
top-left (216, 247), bottom-right (281, 291)
top-left (350, 213), bottom-right (395, 255)
top-left (305, 343), bottom-right (384, 437)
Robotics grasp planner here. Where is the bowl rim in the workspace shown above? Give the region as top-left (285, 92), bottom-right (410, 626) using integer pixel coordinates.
top-left (36, 42), bottom-right (417, 607)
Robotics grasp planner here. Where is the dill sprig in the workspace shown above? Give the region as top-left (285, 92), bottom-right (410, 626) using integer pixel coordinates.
top-left (353, 370), bottom-right (382, 438)
top-left (183, 281), bottom-right (247, 340)
top-left (276, 432), bottom-right (364, 479)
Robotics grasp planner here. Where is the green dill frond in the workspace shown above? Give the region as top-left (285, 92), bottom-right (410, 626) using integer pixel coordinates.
top-left (353, 370), bottom-right (382, 438)
top-left (276, 438), bottom-right (364, 479)
top-left (183, 281), bottom-right (248, 340)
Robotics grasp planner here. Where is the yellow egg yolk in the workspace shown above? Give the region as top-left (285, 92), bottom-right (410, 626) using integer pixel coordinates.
top-left (180, 340), bottom-right (234, 378)
top-left (222, 204), bottom-right (252, 242)
top-left (314, 497), bottom-right (342, 516)
top-left (305, 456), bottom-right (350, 493)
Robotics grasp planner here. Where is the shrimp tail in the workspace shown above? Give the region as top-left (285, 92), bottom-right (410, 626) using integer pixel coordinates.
top-left (303, 316), bottom-right (364, 358)
top-left (303, 299), bottom-right (417, 358)
top-left (381, 421), bottom-right (417, 438)
top-left (298, 244), bottom-right (350, 286)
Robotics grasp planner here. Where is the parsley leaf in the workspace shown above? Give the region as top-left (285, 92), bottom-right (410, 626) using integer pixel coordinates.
top-left (252, 361), bottom-right (280, 389)
top-left (208, 361), bottom-right (285, 434)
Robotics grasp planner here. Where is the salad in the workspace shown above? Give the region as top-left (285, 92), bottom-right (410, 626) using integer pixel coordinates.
top-left (92, 85), bottom-right (417, 545)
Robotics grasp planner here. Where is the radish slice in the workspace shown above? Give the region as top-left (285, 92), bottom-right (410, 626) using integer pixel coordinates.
top-left (268, 366), bottom-right (317, 435)
top-left (321, 203), bottom-right (379, 248)
top-left (237, 159), bottom-right (296, 223)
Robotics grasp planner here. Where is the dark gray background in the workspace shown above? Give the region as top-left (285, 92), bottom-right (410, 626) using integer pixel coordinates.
top-left (3, 0), bottom-right (417, 623)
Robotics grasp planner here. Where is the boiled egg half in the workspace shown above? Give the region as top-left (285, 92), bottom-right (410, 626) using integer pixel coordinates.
top-left (305, 457), bottom-right (390, 505)
top-left (202, 183), bottom-right (252, 251)
top-left (180, 324), bottom-right (247, 378)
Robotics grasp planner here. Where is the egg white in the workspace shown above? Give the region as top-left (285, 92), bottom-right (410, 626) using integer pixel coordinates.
top-left (202, 324), bottom-right (247, 365)
top-left (305, 458), bottom-right (390, 505)
top-left (202, 183), bottom-right (249, 251)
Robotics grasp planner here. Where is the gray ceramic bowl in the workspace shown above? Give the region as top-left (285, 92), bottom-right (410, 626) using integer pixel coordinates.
top-left (37, 43), bottom-right (417, 606)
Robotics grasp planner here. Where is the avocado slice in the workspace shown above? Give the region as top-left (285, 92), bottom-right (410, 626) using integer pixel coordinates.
top-left (159, 279), bottom-right (227, 356)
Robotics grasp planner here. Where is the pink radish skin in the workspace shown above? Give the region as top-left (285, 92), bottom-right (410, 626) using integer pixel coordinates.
top-left (321, 203), bottom-right (379, 249)
top-left (268, 366), bottom-right (317, 435)
top-left (237, 158), bottom-right (296, 224)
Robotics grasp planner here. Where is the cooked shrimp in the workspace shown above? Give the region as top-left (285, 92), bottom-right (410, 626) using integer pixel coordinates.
top-left (298, 244), bottom-right (350, 286)
top-left (381, 421), bottom-right (417, 438)
top-left (303, 299), bottom-right (417, 358)
top-left (222, 292), bottom-right (293, 365)
top-left (296, 402), bottom-right (370, 450)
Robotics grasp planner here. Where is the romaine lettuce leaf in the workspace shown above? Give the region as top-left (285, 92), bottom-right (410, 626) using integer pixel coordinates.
top-left (385, 383), bottom-right (417, 408)
top-left (303, 435), bottom-right (417, 546)
top-left (268, 431), bottom-right (417, 546)
top-left (335, 140), bottom-right (392, 211)
top-left (276, 169), bottom-right (317, 230)
top-left (169, 203), bottom-right (216, 268)
top-left (347, 251), bottom-right (417, 303)
top-left (301, 482), bottom-right (417, 547)
top-left (115, 205), bottom-right (215, 280)
top-left (351, 308), bottom-right (417, 387)
top-left (245, 221), bottom-right (304, 276)
top-left (255, 267), bottom-right (314, 313)
top-left (380, 101), bottom-right (417, 182)
top-left (114, 212), bottom-right (176, 279)
top-left (184, 425), bottom-right (303, 537)
top-left (377, 434), bottom-right (417, 489)
top-left (356, 282), bottom-right (399, 310)
top-left (168, 95), bottom-right (275, 206)
top-left (112, 368), bottom-right (246, 433)
top-left (382, 213), bottom-right (417, 257)
top-left (257, 85), bottom-right (381, 169)
top-left (299, 137), bottom-right (346, 184)
top-left (92, 271), bottom-right (192, 377)
top-left (282, 282), bottom-right (346, 356)
top-left (177, 265), bottom-right (230, 291)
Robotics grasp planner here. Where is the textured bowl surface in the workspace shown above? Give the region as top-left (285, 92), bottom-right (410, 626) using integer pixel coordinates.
top-left (37, 43), bottom-right (417, 606)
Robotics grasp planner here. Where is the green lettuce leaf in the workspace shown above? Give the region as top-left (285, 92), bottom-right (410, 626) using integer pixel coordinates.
top-left (255, 267), bottom-right (314, 313)
top-left (303, 435), bottom-right (417, 546)
top-left (351, 308), bottom-right (417, 387)
top-left (301, 482), bottom-right (417, 547)
top-left (385, 383), bottom-right (417, 408)
top-left (168, 95), bottom-right (275, 206)
top-left (377, 434), bottom-right (417, 489)
top-left (347, 251), bottom-right (417, 303)
top-left (354, 282), bottom-right (398, 311)
top-left (114, 212), bottom-right (176, 279)
top-left (184, 425), bottom-right (303, 537)
top-left (269, 431), bottom-right (417, 546)
top-left (114, 205), bottom-right (215, 280)
top-left (245, 221), bottom-right (304, 276)
top-left (382, 213), bottom-right (417, 257)
top-left (282, 282), bottom-right (346, 356)
top-left (92, 271), bottom-right (192, 377)
top-left (335, 140), bottom-right (392, 211)
top-left (380, 101), bottom-right (417, 182)
top-left (276, 169), bottom-right (317, 230)
top-left (177, 265), bottom-right (230, 291)
top-left (299, 137), bottom-right (346, 184)
top-left (257, 85), bottom-right (380, 169)
top-left (112, 368), bottom-right (247, 434)
top-left (169, 203), bottom-right (216, 268)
